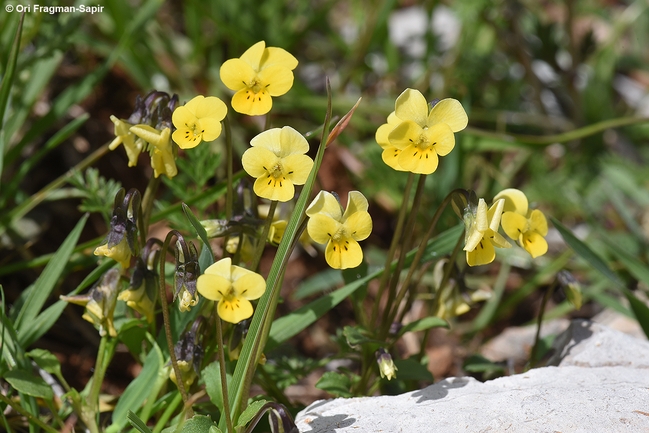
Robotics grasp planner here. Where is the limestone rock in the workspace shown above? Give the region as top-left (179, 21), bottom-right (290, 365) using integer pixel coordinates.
top-left (296, 320), bottom-right (649, 432)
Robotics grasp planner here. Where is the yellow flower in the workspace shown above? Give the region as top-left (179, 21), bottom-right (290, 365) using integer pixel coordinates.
top-left (171, 95), bottom-right (228, 149)
top-left (387, 89), bottom-right (468, 174)
top-left (119, 283), bottom-right (155, 323)
top-left (494, 188), bottom-right (549, 258)
top-left (220, 41), bottom-right (298, 116)
top-left (241, 126), bottom-right (314, 202)
top-left (306, 191), bottom-right (372, 269)
top-left (375, 348), bottom-right (398, 380)
top-left (109, 116), bottom-right (145, 167)
top-left (375, 112), bottom-right (407, 171)
top-left (196, 258), bottom-right (266, 324)
top-left (463, 198), bottom-right (511, 266)
top-left (94, 237), bottom-right (132, 269)
top-left (130, 125), bottom-right (177, 178)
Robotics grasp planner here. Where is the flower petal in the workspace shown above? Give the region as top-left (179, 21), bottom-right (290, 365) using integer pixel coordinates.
top-left (487, 198), bottom-right (505, 232)
top-left (388, 120), bottom-right (424, 149)
top-left (306, 191), bottom-right (343, 220)
top-left (231, 270), bottom-right (266, 300)
top-left (394, 88), bottom-right (429, 127)
top-left (258, 65), bottom-right (295, 97)
top-left (205, 257), bottom-right (232, 278)
top-left (279, 126), bottom-right (309, 155)
top-left (325, 238), bottom-right (363, 269)
top-left (428, 98), bottom-right (468, 132)
top-left (307, 213), bottom-right (341, 244)
top-left (197, 117), bottom-right (223, 142)
top-left (398, 143), bottom-right (439, 174)
top-left (281, 154), bottom-right (313, 185)
top-left (241, 146), bottom-right (279, 178)
top-left (522, 231), bottom-right (548, 258)
top-left (193, 96), bottom-right (227, 121)
top-left (344, 211), bottom-right (372, 241)
top-left (240, 41), bottom-right (266, 70)
top-left (251, 128), bottom-right (282, 153)
top-left (466, 239), bottom-right (495, 267)
top-left (500, 211), bottom-right (528, 240)
top-left (220, 59), bottom-right (256, 92)
top-left (529, 209), bottom-right (548, 236)
top-left (261, 46), bottom-right (298, 70)
top-left (494, 188), bottom-right (528, 215)
top-left (253, 173), bottom-right (295, 202)
top-left (381, 147), bottom-right (406, 171)
top-left (196, 273), bottom-right (230, 301)
top-left (424, 122), bottom-right (455, 156)
top-left (218, 297), bottom-right (253, 324)
top-left (232, 88), bottom-right (273, 116)
top-left (343, 191), bottom-right (369, 218)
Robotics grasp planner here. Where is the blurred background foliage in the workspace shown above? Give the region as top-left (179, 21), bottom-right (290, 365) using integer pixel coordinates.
top-left (1, 0), bottom-right (649, 417)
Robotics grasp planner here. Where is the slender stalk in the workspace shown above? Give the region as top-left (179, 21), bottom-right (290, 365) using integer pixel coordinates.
top-left (0, 394), bottom-right (59, 433)
top-left (529, 277), bottom-right (559, 368)
top-left (250, 200), bottom-right (278, 272)
top-left (224, 117), bottom-right (234, 221)
top-left (159, 231), bottom-right (193, 417)
top-left (381, 174), bottom-right (427, 335)
top-left (141, 175), bottom-right (161, 237)
top-left (152, 393), bottom-right (182, 433)
top-left (381, 190), bottom-right (457, 338)
top-left (216, 315), bottom-right (234, 433)
top-left (370, 172), bottom-right (415, 326)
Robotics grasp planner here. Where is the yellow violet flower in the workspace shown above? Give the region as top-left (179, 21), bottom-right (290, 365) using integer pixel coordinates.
top-left (220, 41), bottom-right (298, 116)
top-left (196, 257), bottom-right (266, 324)
top-left (375, 112), bottom-right (407, 171)
top-left (242, 126), bottom-right (314, 202)
top-left (306, 191), bottom-right (372, 270)
top-left (94, 237), bottom-right (132, 269)
top-left (463, 198), bottom-right (511, 266)
top-left (109, 116), bottom-right (144, 167)
top-left (171, 95), bottom-right (227, 149)
top-left (494, 188), bottom-right (549, 258)
top-left (130, 125), bottom-right (177, 178)
top-left (387, 89), bottom-right (468, 174)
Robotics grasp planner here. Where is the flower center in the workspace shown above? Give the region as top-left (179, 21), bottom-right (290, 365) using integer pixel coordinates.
top-left (183, 121), bottom-right (203, 144)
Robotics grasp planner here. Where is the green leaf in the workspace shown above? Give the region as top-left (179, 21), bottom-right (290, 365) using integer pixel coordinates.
top-left (26, 349), bottom-right (61, 377)
top-left (203, 361), bottom-right (231, 410)
top-left (315, 371), bottom-right (353, 398)
top-left (397, 317), bottom-right (448, 338)
top-left (392, 357), bottom-right (434, 382)
top-left (551, 217), bottom-right (624, 289)
top-left (15, 214), bottom-right (88, 334)
top-left (343, 326), bottom-right (383, 348)
top-left (182, 203), bottom-right (214, 268)
top-left (235, 399), bottom-right (267, 429)
top-left (293, 269), bottom-right (343, 300)
top-left (3, 370), bottom-right (53, 400)
top-left (180, 415), bottom-right (217, 433)
top-left (127, 410), bottom-right (153, 433)
top-left (602, 236), bottom-right (649, 289)
top-left (462, 354), bottom-right (505, 378)
top-left (625, 290), bottom-right (649, 339)
top-left (108, 341), bottom-right (164, 432)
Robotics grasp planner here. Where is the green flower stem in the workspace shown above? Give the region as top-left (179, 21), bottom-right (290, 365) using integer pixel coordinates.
top-left (370, 172), bottom-right (415, 326)
top-left (141, 175), bottom-right (161, 238)
top-left (427, 232), bottom-right (465, 321)
top-left (215, 315), bottom-right (234, 433)
top-left (0, 393), bottom-right (59, 433)
top-left (250, 200), bottom-right (278, 272)
top-left (381, 190), bottom-right (457, 339)
top-left (83, 334), bottom-right (117, 433)
top-left (464, 116), bottom-right (648, 145)
top-left (159, 231), bottom-right (193, 418)
top-left (529, 277), bottom-right (560, 368)
top-left (381, 174), bottom-right (426, 335)
top-left (152, 392), bottom-right (182, 433)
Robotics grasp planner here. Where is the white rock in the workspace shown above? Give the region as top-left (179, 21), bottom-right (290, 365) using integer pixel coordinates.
top-left (296, 320), bottom-right (649, 432)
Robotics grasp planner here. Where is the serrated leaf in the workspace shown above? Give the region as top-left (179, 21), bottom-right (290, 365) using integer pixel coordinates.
top-left (315, 371), bottom-right (353, 398)
top-left (3, 370), bottom-right (53, 399)
top-left (180, 415), bottom-right (217, 433)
